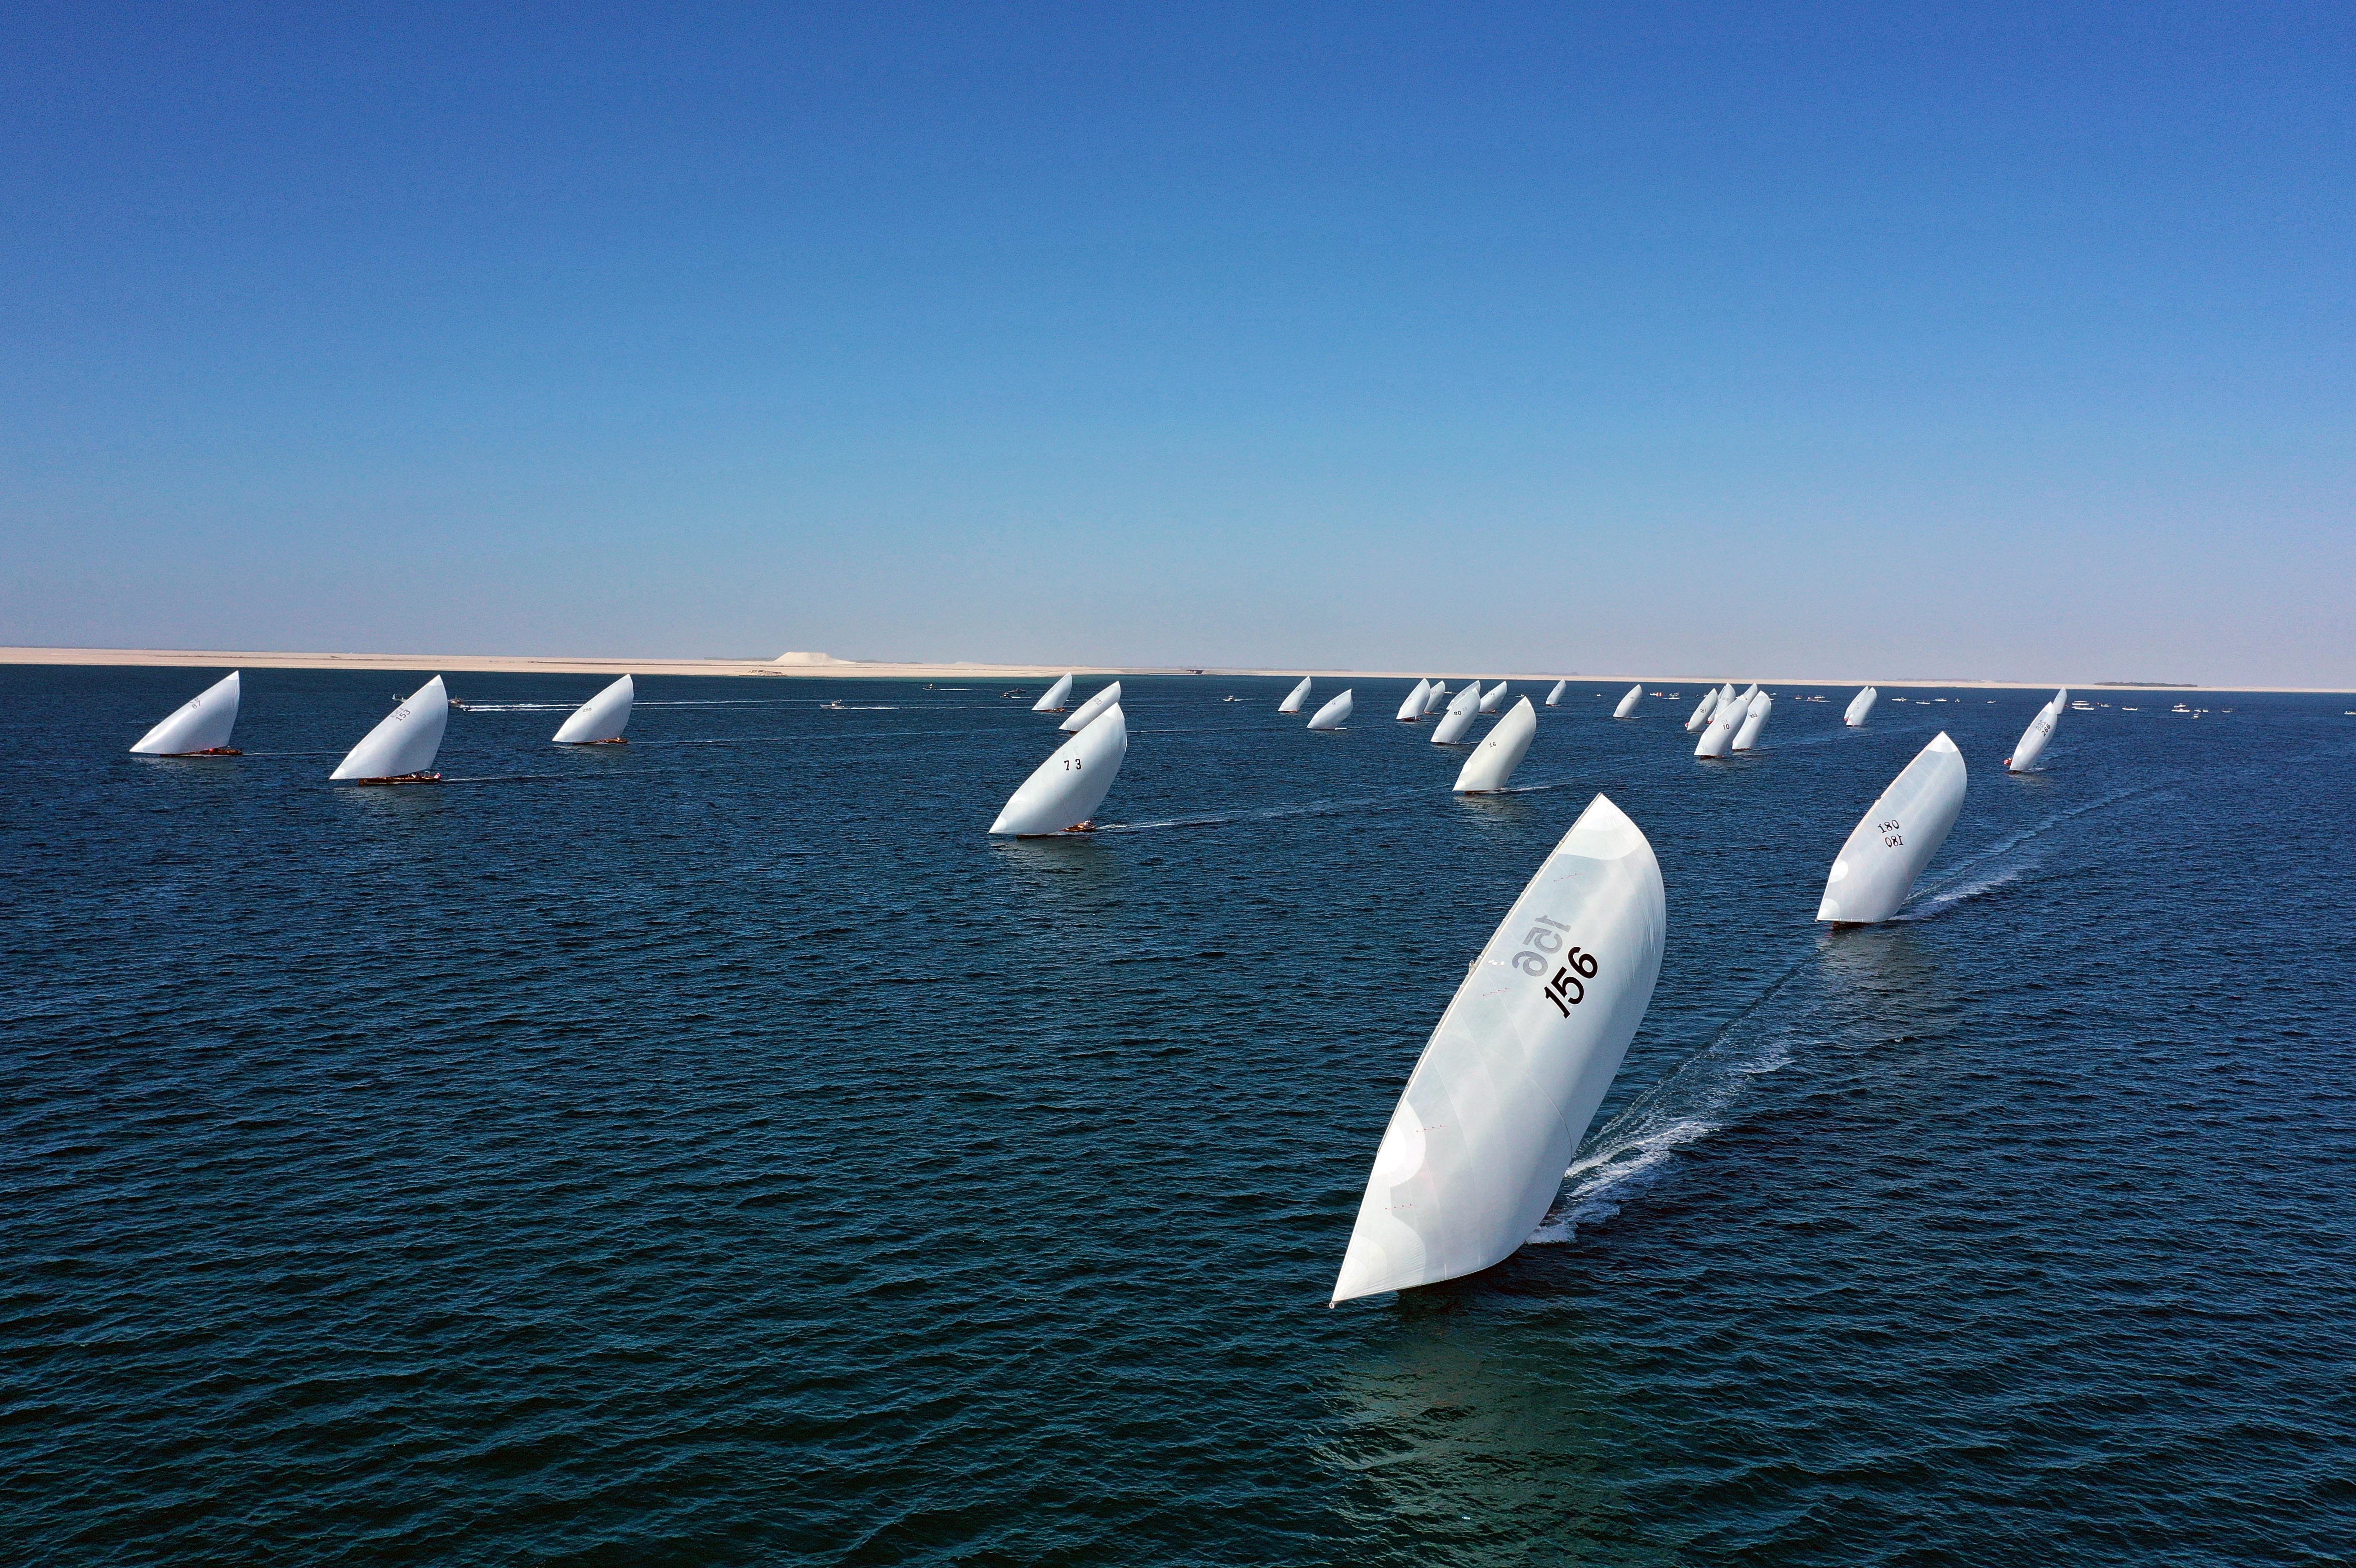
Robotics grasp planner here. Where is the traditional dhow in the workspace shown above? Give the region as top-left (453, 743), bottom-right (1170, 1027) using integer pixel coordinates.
top-left (1684, 687), bottom-right (1721, 733)
top-left (552, 674), bottom-right (634, 744)
top-left (1032, 673), bottom-right (1075, 713)
top-left (1395, 680), bottom-right (1432, 722)
top-left (1333, 794), bottom-right (1666, 1304)
top-left (1278, 677), bottom-right (1313, 714)
top-left (2005, 689), bottom-right (2067, 773)
top-left (129, 671), bottom-right (242, 756)
top-left (1307, 690), bottom-right (1354, 731)
top-left (1454, 698), bottom-right (1536, 793)
top-left (1845, 686), bottom-right (1879, 726)
top-left (1612, 683), bottom-right (1641, 719)
top-left (1695, 689), bottom-right (1749, 757)
top-left (1478, 682), bottom-right (1508, 713)
top-left (990, 704), bottom-right (1127, 835)
top-left (331, 677), bottom-right (450, 783)
top-left (1732, 691), bottom-right (1772, 751)
top-left (1545, 680), bottom-right (1568, 707)
top-left (1816, 732), bottom-right (1968, 924)
top-left (1430, 682), bottom-right (1483, 744)
top-left (1060, 681), bottom-right (1123, 733)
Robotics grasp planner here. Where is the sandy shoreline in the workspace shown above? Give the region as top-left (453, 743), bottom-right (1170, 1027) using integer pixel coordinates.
top-left (0, 646), bottom-right (2342, 694)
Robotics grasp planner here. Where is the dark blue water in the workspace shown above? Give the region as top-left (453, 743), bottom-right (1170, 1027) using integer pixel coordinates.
top-left (6, 667), bottom-right (2354, 1565)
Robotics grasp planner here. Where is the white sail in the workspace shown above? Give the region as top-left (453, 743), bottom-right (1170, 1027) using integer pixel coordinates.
top-left (1060, 681), bottom-right (1123, 733)
top-left (129, 671), bottom-right (241, 755)
top-left (1844, 686), bottom-right (1878, 726)
top-left (1454, 698), bottom-right (1536, 793)
top-left (1307, 690), bottom-right (1354, 731)
top-left (330, 677), bottom-right (449, 781)
top-left (1732, 691), bottom-right (1772, 751)
top-left (989, 704), bottom-right (1127, 834)
top-left (1395, 680), bottom-right (1431, 722)
top-left (1684, 687), bottom-right (1721, 732)
top-left (1333, 794), bottom-right (1667, 1304)
top-left (1816, 732), bottom-right (1968, 924)
top-left (1477, 682), bottom-right (1508, 713)
top-left (552, 674), bottom-right (634, 744)
top-left (1612, 683), bottom-right (1641, 719)
top-left (1424, 682), bottom-right (1449, 715)
top-left (1032, 673), bottom-right (1074, 713)
top-left (2006, 696), bottom-right (2062, 773)
top-left (1545, 680), bottom-right (1567, 707)
top-left (1278, 677), bottom-right (1313, 713)
top-left (1430, 682), bottom-right (1483, 744)
top-left (1695, 689), bottom-right (1748, 757)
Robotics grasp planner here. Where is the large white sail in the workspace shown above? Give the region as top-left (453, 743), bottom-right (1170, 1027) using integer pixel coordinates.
top-left (1816, 732), bottom-right (1968, 924)
top-left (2006, 691), bottom-right (2064, 773)
top-left (129, 671), bottom-right (241, 755)
top-left (1612, 684), bottom-right (1641, 719)
top-left (1844, 686), bottom-right (1879, 726)
top-left (1424, 682), bottom-right (1449, 715)
top-left (330, 677), bottom-right (450, 781)
top-left (1478, 682), bottom-right (1508, 713)
top-left (990, 704), bottom-right (1127, 834)
top-left (1278, 677), bottom-right (1313, 714)
top-left (1060, 681), bottom-right (1123, 733)
top-left (1307, 690), bottom-right (1354, 731)
top-left (552, 674), bottom-right (634, 744)
top-left (1430, 682), bottom-right (1483, 744)
top-left (1032, 673), bottom-right (1074, 713)
top-left (1395, 680), bottom-right (1432, 722)
top-left (1333, 794), bottom-right (1666, 1304)
top-left (1684, 687), bottom-right (1721, 732)
top-left (1694, 689), bottom-right (1748, 757)
top-left (1545, 680), bottom-right (1567, 707)
top-left (1732, 691), bottom-right (1772, 751)
top-left (1454, 698), bottom-right (1536, 793)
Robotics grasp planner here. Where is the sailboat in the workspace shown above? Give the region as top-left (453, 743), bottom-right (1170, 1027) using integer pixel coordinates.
top-left (1612, 683), bottom-right (1641, 719)
top-left (1032, 673), bottom-right (1075, 713)
top-left (990, 704), bottom-right (1127, 834)
top-left (1060, 681), bottom-right (1123, 733)
top-left (1844, 686), bottom-right (1879, 726)
top-left (1395, 680), bottom-right (1432, 722)
top-left (2005, 689), bottom-right (2067, 772)
top-left (1423, 682), bottom-right (1449, 715)
top-left (1683, 686), bottom-right (1721, 733)
top-left (1332, 794), bottom-right (1666, 1304)
top-left (1694, 689), bottom-right (1749, 757)
top-left (552, 674), bottom-right (634, 744)
top-left (1477, 682), bottom-right (1508, 713)
top-left (1545, 680), bottom-right (1567, 707)
top-left (1430, 682), bottom-right (1483, 744)
top-left (330, 677), bottom-right (450, 783)
top-left (129, 671), bottom-right (242, 756)
top-left (1278, 677), bottom-right (1313, 714)
top-left (1731, 691), bottom-right (1772, 751)
top-left (1307, 690), bottom-right (1354, 731)
top-left (1816, 732), bottom-right (1968, 924)
top-left (1454, 698), bottom-right (1536, 793)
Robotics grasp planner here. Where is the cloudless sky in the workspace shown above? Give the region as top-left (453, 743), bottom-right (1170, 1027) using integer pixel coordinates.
top-left (3, 2), bottom-right (2350, 683)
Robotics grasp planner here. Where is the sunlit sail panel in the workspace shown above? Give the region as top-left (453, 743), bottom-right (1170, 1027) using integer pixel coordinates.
top-left (1278, 677), bottom-right (1313, 714)
top-left (1307, 690), bottom-right (1354, 731)
top-left (1430, 682), bottom-right (1483, 744)
top-left (990, 705), bottom-right (1127, 834)
top-left (330, 677), bottom-right (450, 782)
top-left (1060, 681), bottom-right (1123, 733)
top-left (552, 675), bottom-right (634, 744)
top-left (1612, 684), bottom-right (1641, 719)
top-left (1816, 732), bottom-right (1968, 924)
top-left (1031, 673), bottom-right (1074, 713)
top-left (1454, 698), bottom-right (1536, 793)
top-left (129, 672), bottom-right (241, 756)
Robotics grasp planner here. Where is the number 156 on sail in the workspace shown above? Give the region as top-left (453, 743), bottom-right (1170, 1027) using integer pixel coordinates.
top-left (1509, 916), bottom-right (1601, 1018)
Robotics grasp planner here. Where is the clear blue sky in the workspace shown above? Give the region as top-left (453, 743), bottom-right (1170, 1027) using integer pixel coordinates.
top-left (4, 2), bottom-right (2349, 684)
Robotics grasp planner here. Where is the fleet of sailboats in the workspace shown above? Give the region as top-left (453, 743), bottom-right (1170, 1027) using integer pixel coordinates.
top-left (1332, 794), bottom-right (1665, 1304)
top-left (1694, 688), bottom-right (1747, 757)
top-left (1816, 733), bottom-right (1967, 924)
top-left (552, 675), bottom-right (634, 744)
top-left (330, 677), bottom-right (450, 783)
top-left (129, 671), bottom-right (242, 756)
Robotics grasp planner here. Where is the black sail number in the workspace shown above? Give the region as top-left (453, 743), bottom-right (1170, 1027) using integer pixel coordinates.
top-left (1510, 916), bottom-right (1600, 1017)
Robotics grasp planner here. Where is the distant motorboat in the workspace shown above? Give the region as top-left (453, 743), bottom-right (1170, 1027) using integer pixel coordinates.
top-left (990, 704), bottom-right (1126, 835)
top-left (1454, 698), bottom-right (1536, 793)
top-left (1061, 681), bottom-right (1123, 733)
top-left (1845, 686), bottom-right (1879, 726)
top-left (552, 674), bottom-right (634, 744)
top-left (2005, 689), bottom-right (2067, 772)
top-left (1612, 683), bottom-right (1641, 719)
top-left (331, 677), bottom-right (449, 783)
top-left (1430, 682), bottom-right (1483, 744)
top-left (1395, 680), bottom-right (1432, 722)
top-left (1732, 691), bottom-right (1772, 751)
top-left (1817, 732), bottom-right (1968, 924)
top-left (129, 671), bottom-right (242, 756)
top-left (1333, 794), bottom-right (1665, 1305)
top-left (1307, 690), bottom-right (1354, 731)
top-left (1545, 680), bottom-right (1567, 707)
top-left (1032, 673), bottom-right (1075, 713)
top-left (1278, 677), bottom-right (1313, 714)
top-left (1477, 682), bottom-right (1508, 714)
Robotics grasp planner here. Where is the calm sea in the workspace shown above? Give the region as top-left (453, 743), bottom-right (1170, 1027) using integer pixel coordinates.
top-left (6, 666), bottom-right (2353, 1566)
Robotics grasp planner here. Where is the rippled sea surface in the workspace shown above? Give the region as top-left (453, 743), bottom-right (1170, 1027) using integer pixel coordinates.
top-left (7, 667), bottom-right (2355, 1565)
